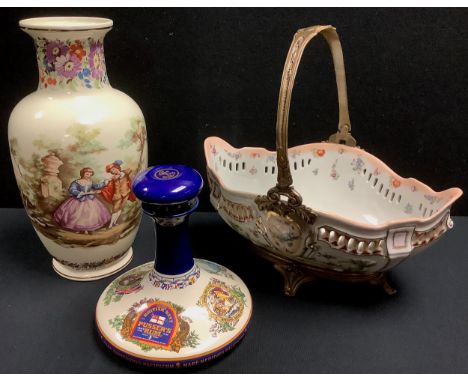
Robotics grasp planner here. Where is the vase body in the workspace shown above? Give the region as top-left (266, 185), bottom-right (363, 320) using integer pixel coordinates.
top-left (8, 17), bottom-right (148, 280)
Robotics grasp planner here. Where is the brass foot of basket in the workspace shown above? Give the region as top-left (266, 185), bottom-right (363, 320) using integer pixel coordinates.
top-left (273, 262), bottom-right (317, 297)
top-left (252, 244), bottom-right (397, 296)
top-left (369, 273), bottom-right (397, 296)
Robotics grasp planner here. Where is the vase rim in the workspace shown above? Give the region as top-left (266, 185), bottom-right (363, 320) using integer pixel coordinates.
top-left (19, 16), bottom-right (113, 31)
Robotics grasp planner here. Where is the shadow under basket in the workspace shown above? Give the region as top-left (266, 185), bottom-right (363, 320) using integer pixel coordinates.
top-left (204, 25), bottom-right (462, 296)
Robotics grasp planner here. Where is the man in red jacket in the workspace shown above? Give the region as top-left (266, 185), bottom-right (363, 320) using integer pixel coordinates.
top-left (100, 160), bottom-right (136, 228)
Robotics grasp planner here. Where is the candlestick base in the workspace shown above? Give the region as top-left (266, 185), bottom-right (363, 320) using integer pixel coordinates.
top-left (95, 258), bottom-right (252, 368)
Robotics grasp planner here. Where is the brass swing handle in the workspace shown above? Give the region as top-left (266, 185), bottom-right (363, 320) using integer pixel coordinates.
top-left (275, 25), bottom-right (355, 195)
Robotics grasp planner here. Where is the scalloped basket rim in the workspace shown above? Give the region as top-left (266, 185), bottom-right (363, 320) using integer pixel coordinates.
top-left (204, 136), bottom-right (463, 231)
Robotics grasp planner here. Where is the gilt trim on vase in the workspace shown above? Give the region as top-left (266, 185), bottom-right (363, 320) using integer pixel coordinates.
top-left (52, 249), bottom-right (128, 271)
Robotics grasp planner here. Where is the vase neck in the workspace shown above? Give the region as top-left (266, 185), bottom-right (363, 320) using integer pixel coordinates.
top-left (24, 28), bottom-right (111, 91)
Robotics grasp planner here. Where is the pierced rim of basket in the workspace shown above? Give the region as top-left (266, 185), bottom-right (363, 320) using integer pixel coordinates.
top-left (204, 136), bottom-right (462, 231)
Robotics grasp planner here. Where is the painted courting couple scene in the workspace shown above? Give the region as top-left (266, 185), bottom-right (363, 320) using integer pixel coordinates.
top-left (54, 160), bottom-right (136, 234)
top-left (9, 117), bottom-right (147, 247)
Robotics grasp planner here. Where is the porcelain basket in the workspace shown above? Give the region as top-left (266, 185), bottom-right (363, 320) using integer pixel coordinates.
top-left (204, 25), bottom-right (462, 296)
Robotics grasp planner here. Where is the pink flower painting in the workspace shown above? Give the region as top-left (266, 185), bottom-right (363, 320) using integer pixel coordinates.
top-left (89, 41), bottom-right (106, 79)
top-left (55, 54), bottom-right (82, 79)
top-left (45, 41), bottom-right (69, 64)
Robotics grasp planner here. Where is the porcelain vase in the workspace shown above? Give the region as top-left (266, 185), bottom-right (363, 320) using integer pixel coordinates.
top-left (8, 17), bottom-right (148, 281)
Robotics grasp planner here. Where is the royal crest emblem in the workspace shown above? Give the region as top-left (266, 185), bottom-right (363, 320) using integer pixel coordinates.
top-left (115, 272), bottom-right (145, 295)
top-left (198, 278), bottom-right (246, 337)
top-left (103, 263), bottom-right (151, 305)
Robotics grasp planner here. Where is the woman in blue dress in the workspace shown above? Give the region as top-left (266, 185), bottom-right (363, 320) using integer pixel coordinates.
top-left (54, 167), bottom-right (111, 233)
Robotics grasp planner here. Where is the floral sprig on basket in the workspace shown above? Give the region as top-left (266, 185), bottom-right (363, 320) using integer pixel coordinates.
top-left (34, 37), bottom-right (109, 90)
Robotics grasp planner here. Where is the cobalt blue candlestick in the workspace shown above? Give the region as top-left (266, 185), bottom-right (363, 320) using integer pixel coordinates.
top-left (96, 163), bottom-right (252, 368)
top-left (132, 165), bottom-right (204, 276)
